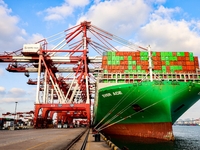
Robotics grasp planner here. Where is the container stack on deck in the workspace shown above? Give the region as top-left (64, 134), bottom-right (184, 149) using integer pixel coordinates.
top-left (102, 51), bottom-right (199, 74)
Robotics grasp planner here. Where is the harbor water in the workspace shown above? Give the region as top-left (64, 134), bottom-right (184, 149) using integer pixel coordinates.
top-left (108, 126), bottom-right (200, 150)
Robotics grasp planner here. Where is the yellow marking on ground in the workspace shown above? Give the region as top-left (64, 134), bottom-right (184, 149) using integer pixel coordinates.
top-left (26, 134), bottom-right (66, 150)
top-left (86, 129), bottom-right (91, 150)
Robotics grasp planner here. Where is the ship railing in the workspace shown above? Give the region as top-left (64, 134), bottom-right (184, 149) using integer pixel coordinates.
top-left (97, 72), bottom-right (200, 83)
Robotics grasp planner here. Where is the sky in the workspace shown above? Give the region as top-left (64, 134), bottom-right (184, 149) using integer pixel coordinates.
top-left (0, 0), bottom-right (200, 120)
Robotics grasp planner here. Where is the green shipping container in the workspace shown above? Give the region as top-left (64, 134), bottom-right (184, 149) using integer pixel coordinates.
top-left (128, 56), bottom-right (132, 60)
top-left (162, 66), bottom-right (166, 70)
top-left (140, 57), bottom-right (148, 61)
top-left (190, 57), bottom-right (194, 61)
top-left (128, 66), bottom-right (132, 70)
top-left (140, 52), bottom-right (148, 56)
top-left (120, 56), bottom-right (124, 60)
top-left (107, 51), bottom-right (112, 56)
top-left (137, 66), bottom-right (141, 70)
top-left (103, 70), bottom-right (108, 73)
top-left (108, 56), bottom-right (112, 60)
top-left (152, 52), bottom-right (156, 56)
top-left (116, 60), bottom-right (120, 65)
top-left (166, 61), bottom-right (170, 65)
top-left (132, 61), bottom-right (136, 65)
top-left (169, 52), bottom-right (173, 56)
top-left (111, 51), bottom-right (116, 56)
top-left (108, 61), bottom-right (112, 65)
top-left (177, 52), bottom-right (185, 56)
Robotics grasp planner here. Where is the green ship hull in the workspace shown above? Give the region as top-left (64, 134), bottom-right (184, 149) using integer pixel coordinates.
top-left (93, 81), bottom-right (200, 140)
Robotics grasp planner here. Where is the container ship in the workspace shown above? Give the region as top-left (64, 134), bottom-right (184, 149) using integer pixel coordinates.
top-left (93, 48), bottom-right (200, 140)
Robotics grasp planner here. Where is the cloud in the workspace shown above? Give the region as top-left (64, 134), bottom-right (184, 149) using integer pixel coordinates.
top-left (40, 0), bottom-right (89, 21)
top-left (77, 0), bottom-right (151, 37)
top-left (0, 1), bottom-right (27, 51)
top-left (66, 0), bottom-right (89, 7)
top-left (0, 68), bottom-right (3, 76)
top-left (44, 4), bottom-right (73, 21)
top-left (0, 86), bottom-right (6, 96)
top-left (7, 88), bottom-right (27, 98)
top-left (0, 87), bottom-right (35, 104)
top-left (0, 97), bottom-right (31, 104)
top-left (26, 33), bottom-right (44, 44)
top-left (136, 6), bottom-right (200, 56)
top-left (151, 5), bottom-right (181, 20)
top-left (0, 1), bottom-right (45, 52)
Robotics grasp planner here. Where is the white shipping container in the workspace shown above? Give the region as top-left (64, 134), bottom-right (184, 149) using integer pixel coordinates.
top-left (23, 44), bottom-right (41, 53)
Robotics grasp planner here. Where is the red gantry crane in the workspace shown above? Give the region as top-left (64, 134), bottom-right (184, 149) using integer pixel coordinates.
top-left (0, 21), bottom-right (144, 128)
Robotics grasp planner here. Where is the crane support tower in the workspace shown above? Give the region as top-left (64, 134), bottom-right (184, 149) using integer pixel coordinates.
top-left (0, 21), bottom-right (146, 128)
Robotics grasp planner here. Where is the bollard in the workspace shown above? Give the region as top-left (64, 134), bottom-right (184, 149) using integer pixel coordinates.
top-left (93, 133), bottom-right (101, 142)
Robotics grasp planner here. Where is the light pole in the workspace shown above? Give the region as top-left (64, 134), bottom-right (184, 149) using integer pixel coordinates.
top-left (13, 102), bottom-right (18, 130)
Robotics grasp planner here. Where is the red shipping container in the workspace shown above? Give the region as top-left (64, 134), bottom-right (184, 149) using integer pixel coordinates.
top-left (151, 56), bottom-right (156, 61)
top-left (142, 66), bottom-right (148, 70)
top-left (194, 56), bottom-right (199, 61)
top-left (116, 52), bottom-right (120, 56)
top-left (190, 61), bottom-right (194, 66)
top-left (177, 61), bottom-right (183, 65)
top-left (145, 61), bottom-right (149, 65)
top-left (185, 52), bottom-right (189, 57)
top-left (124, 56), bottom-right (128, 60)
top-left (102, 56), bottom-right (107, 60)
top-left (119, 52), bottom-right (124, 56)
top-left (102, 60), bottom-right (107, 65)
top-left (111, 66), bottom-right (116, 69)
top-left (124, 66), bottom-right (128, 70)
top-left (132, 56), bottom-right (137, 60)
top-left (156, 52), bottom-right (161, 56)
top-left (162, 61), bottom-right (166, 65)
top-left (185, 57), bottom-right (190, 61)
top-left (152, 56), bottom-right (161, 61)
top-left (124, 60), bottom-right (128, 65)
top-left (154, 66), bottom-right (162, 70)
top-left (158, 61), bottom-right (162, 65)
top-left (120, 61), bottom-right (124, 65)
top-left (107, 66), bottom-right (112, 69)
top-left (194, 66), bottom-right (199, 70)
top-left (137, 60), bottom-right (141, 65)
top-left (173, 61), bottom-right (178, 65)
top-left (186, 61), bottom-right (191, 65)
top-left (182, 66), bottom-right (187, 71)
top-left (136, 57), bottom-right (140, 61)
top-left (132, 66), bottom-right (137, 70)
top-left (112, 66), bottom-right (116, 69)
top-left (102, 65), bottom-right (108, 69)
top-left (112, 70), bottom-right (117, 73)
top-left (177, 57), bottom-right (181, 61)
top-left (136, 52), bottom-right (140, 56)
top-left (120, 66), bottom-right (125, 69)
top-left (177, 56), bottom-right (185, 61)
top-left (173, 52), bottom-right (177, 56)
top-left (181, 61), bottom-right (186, 65)
top-left (132, 52), bottom-right (136, 56)
top-left (166, 66), bottom-right (170, 70)
top-left (122, 51), bottom-right (126, 56)
top-left (195, 62), bottom-right (199, 66)
top-left (119, 69), bottom-right (124, 73)
top-left (187, 66), bottom-right (195, 71)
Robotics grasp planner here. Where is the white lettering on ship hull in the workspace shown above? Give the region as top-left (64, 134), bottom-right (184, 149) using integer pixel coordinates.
top-left (102, 91), bottom-right (122, 98)
top-left (113, 91), bottom-right (122, 95)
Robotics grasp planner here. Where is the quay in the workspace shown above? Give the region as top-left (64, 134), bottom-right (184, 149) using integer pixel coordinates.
top-left (0, 128), bottom-right (115, 150)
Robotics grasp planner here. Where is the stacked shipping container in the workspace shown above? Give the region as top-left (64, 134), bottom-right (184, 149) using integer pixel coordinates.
top-left (102, 51), bottom-right (199, 74)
